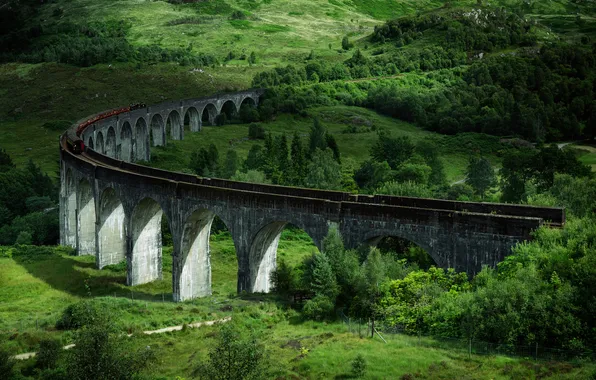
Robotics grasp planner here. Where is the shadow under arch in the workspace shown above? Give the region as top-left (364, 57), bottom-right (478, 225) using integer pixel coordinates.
top-left (105, 126), bottom-right (117, 157)
top-left (77, 178), bottom-right (95, 256)
top-left (119, 122), bottom-right (133, 161)
top-left (64, 168), bottom-right (77, 247)
top-left (129, 197), bottom-right (171, 286)
top-left (220, 100), bottom-right (237, 120)
top-left (362, 233), bottom-right (440, 269)
top-left (96, 131), bottom-right (105, 154)
top-left (98, 187), bottom-right (126, 269)
top-left (201, 104), bottom-right (217, 126)
top-left (240, 96), bottom-right (256, 109)
top-left (249, 220), bottom-right (321, 293)
top-left (175, 208), bottom-right (216, 301)
top-left (87, 136), bottom-right (94, 150)
top-left (134, 117), bottom-right (149, 162)
top-left (166, 110), bottom-right (183, 141)
top-left (150, 114), bottom-right (165, 147)
top-left (184, 107), bottom-right (200, 132)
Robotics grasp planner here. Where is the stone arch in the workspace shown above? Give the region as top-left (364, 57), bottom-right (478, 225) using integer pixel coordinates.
top-left (150, 114), bottom-right (165, 147)
top-left (248, 220), bottom-right (322, 293)
top-left (64, 168), bottom-right (77, 248)
top-left (129, 197), bottom-right (166, 286)
top-left (176, 208), bottom-right (216, 301)
top-left (220, 100), bottom-right (237, 121)
top-left (201, 104), bottom-right (217, 126)
top-left (240, 96), bottom-right (257, 109)
top-left (184, 107), bottom-right (200, 132)
top-left (119, 122), bottom-right (133, 162)
top-left (361, 231), bottom-right (442, 268)
top-left (98, 188), bottom-right (126, 269)
top-left (87, 136), bottom-right (94, 150)
top-left (96, 131), bottom-right (105, 154)
top-left (166, 110), bottom-right (183, 141)
top-left (134, 118), bottom-right (149, 162)
top-left (77, 178), bottom-right (96, 256)
top-left (105, 126), bottom-right (117, 157)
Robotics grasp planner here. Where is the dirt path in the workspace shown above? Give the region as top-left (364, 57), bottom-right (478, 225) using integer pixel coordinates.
top-left (11, 316), bottom-right (232, 360)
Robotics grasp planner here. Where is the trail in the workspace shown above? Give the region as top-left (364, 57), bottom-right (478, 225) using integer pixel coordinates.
top-left (11, 316), bottom-right (232, 360)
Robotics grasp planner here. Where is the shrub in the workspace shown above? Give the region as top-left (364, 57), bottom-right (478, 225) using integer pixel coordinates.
top-left (36, 339), bottom-right (62, 369)
top-left (351, 354), bottom-right (367, 378)
top-left (248, 123), bottom-right (266, 139)
top-left (56, 300), bottom-right (102, 330)
top-left (0, 349), bottom-right (15, 379)
top-left (302, 295), bottom-right (335, 321)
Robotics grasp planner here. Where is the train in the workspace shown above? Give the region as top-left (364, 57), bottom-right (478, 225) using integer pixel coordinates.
top-left (64, 103), bottom-right (146, 154)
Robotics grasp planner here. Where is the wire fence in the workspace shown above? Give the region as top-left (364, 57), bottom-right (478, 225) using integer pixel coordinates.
top-left (337, 310), bottom-right (595, 363)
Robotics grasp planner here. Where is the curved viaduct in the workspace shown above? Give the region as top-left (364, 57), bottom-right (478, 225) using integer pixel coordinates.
top-left (59, 89), bottom-right (565, 302)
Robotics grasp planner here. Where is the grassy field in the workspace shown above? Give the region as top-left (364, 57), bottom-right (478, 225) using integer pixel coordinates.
top-left (4, 240), bottom-right (595, 378)
top-left (0, 228), bottom-right (317, 354)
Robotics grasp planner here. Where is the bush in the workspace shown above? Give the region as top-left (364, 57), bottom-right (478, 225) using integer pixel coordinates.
top-left (36, 339), bottom-right (62, 370)
top-left (302, 295), bottom-right (335, 321)
top-left (351, 354), bottom-right (367, 378)
top-left (0, 349), bottom-right (15, 379)
top-left (248, 123), bottom-right (266, 139)
top-left (56, 300), bottom-right (102, 330)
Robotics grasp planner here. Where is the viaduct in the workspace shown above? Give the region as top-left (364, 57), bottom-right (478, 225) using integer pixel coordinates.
top-left (59, 89), bottom-right (565, 302)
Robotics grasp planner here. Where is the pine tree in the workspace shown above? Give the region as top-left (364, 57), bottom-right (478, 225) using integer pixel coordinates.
top-left (466, 156), bottom-right (495, 198)
top-left (325, 133), bottom-right (341, 164)
top-left (243, 144), bottom-right (264, 172)
top-left (222, 149), bottom-right (239, 179)
top-left (308, 118), bottom-right (327, 155)
top-left (289, 132), bottom-right (306, 186)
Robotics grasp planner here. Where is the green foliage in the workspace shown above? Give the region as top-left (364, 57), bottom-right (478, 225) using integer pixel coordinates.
top-left (370, 131), bottom-right (415, 170)
top-left (308, 117), bottom-right (327, 154)
top-left (15, 231), bottom-right (32, 245)
top-left (270, 259), bottom-right (297, 296)
top-left (194, 323), bottom-right (266, 380)
top-left (231, 169), bottom-right (270, 184)
top-left (190, 144), bottom-right (219, 177)
top-left (248, 123), bottom-right (266, 139)
top-left (56, 300), bottom-right (103, 330)
top-left (376, 181), bottom-right (433, 198)
top-left (341, 36), bottom-right (353, 51)
top-left (36, 339), bottom-right (62, 370)
top-left (465, 156), bottom-right (495, 197)
top-left (354, 160), bottom-right (392, 191)
top-left (351, 354), bottom-right (367, 378)
top-left (549, 174), bottom-right (596, 217)
top-left (222, 149), bottom-right (239, 179)
top-left (239, 105), bottom-right (260, 124)
top-left (305, 148), bottom-right (342, 190)
top-left (67, 315), bottom-right (155, 380)
top-left (0, 349), bottom-right (15, 380)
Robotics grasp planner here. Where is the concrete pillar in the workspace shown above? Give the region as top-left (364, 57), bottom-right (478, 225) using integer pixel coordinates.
top-left (173, 209), bottom-right (215, 301)
top-left (249, 222), bottom-right (287, 293)
top-left (129, 198), bottom-right (163, 286)
top-left (64, 169), bottom-right (77, 248)
top-left (97, 188), bottom-right (126, 268)
top-left (77, 179), bottom-right (96, 255)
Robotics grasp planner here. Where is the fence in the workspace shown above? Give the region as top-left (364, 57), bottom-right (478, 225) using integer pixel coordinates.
top-left (337, 310), bottom-right (594, 363)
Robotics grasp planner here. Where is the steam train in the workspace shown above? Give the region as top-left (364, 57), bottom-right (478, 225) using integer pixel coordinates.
top-left (64, 103), bottom-right (146, 154)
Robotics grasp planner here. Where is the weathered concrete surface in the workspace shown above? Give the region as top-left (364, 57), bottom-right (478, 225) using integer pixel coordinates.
top-left (60, 89), bottom-right (563, 302)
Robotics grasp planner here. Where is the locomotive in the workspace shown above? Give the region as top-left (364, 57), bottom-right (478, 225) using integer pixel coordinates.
top-left (64, 103), bottom-right (146, 154)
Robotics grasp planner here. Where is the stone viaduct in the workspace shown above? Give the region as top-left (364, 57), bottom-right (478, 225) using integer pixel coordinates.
top-left (60, 89), bottom-right (565, 302)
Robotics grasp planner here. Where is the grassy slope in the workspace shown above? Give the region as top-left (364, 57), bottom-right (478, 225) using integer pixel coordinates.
top-left (0, 229), bottom-right (318, 354)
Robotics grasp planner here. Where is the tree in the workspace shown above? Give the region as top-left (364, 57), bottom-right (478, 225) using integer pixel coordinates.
top-left (354, 160), bottom-right (392, 191)
top-left (370, 131), bottom-right (415, 170)
top-left (36, 339), bottom-right (62, 370)
top-left (305, 148), bottom-right (342, 190)
top-left (190, 144), bottom-right (220, 177)
top-left (325, 133), bottom-right (341, 163)
top-left (194, 323), bottom-right (266, 380)
top-left (243, 144), bottom-right (264, 172)
top-left (222, 149), bottom-right (239, 179)
top-left (0, 349), bottom-right (15, 379)
top-left (342, 36), bottom-right (352, 50)
top-left (0, 148), bottom-right (15, 173)
top-left (466, 156), bottom-right (495, 197)
top-left (288, 132), bottom-right (307, 186)
top-left (376, 181), bottom-right (433, 198)
top-left (231, 170), bottom-right (270, 184)
top-left (308, 118), bottom-right (327, 154)
top-left (248, 51), bottom-right (256, 65)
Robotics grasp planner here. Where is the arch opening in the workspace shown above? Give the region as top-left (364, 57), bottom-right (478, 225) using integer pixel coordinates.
top-left (201, 104), bottom-right (217, 126)
top-left (77, 179), bottom-right (96, 256)
top-left (96, 132), bottom-right (105, 154)
top-left (166, 110), bottom-right (183, 141)
top-left (184, 107), bottom-right (200, 132)
top-left (150, 114), bottom-right (165, 147)
top-left (64, 169), bottom-right (77, 248)
top-left (240, 96), bottom-right (256, 109)
top-left (250, 222), bottom-right (319, 293)
top-left (87, 136), bottom-right (94, 150)
top-left (134, 118), bottom-right (149, 162)
top-left (129, 197), bottom-right (165, 286)
top-left (365, 236), bottom-right (437, 270)
top-left (176, 208), bottom-right (216, 301)
top-left (98, 188), bottom-right (126, 269)
top-left (105, 126), bottom-right (117, 157)
top-left (119, 122), bottom-right (133, 162)
top-left (209, 216), bottom-right (238, 296)
top-left (220, 100), bottom-right (238, 123)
